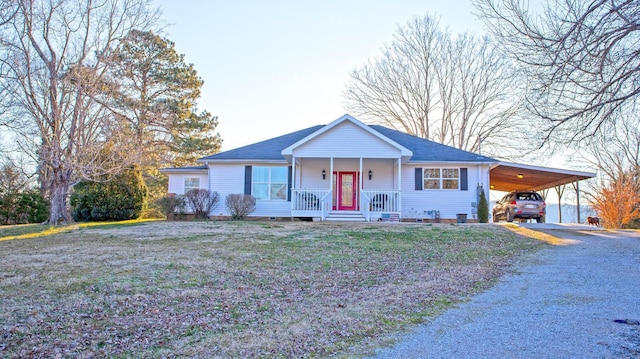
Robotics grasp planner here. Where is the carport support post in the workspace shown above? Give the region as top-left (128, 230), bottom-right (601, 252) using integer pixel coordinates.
top-left (554, 185), bottom-right (566, 223)
top-left (572, 181), bottom-right (581, 224)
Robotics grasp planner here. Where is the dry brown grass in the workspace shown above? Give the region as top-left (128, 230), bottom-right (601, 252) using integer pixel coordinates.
top-left (0, 221), bottom-right (544, 358)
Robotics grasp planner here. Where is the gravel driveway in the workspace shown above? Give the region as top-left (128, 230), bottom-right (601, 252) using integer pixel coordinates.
top-left (372, 224), bottom-right (640, 358)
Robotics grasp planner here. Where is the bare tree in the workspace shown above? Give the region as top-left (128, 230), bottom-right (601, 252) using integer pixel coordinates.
top-left (474, 0), bottom-right (640, 146)
top-left (584, 120), bottom-right (640, 181)
top-left (344, 14), bottom-right (523, 156)
top-left (0, 0), bottom-right (160, 224)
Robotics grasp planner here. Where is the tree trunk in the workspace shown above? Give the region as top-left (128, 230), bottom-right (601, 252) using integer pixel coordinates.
top-left (47, 168), bottom-right (73, 225)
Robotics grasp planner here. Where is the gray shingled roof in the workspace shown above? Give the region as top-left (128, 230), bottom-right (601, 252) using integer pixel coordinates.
top-left (199, 125), bottom-right (324, 161)
top-left (198, 123), bottom-right (495, 163)
top-left (370, 125), bottom-right (496, 163)
top-left (159, 165), bottom-right (208, 172)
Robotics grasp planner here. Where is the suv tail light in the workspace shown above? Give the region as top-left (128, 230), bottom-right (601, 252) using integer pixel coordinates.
top-left (510, 200), bottom-right (517, 205)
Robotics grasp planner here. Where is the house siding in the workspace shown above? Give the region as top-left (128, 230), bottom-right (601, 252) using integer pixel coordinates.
top-left (401, 164), bottom-right (490, 220)
top-left (167, 163), bottom-right (491, 220)
top-left (293, 121), bottom-right (401, 158)
top-left (208, 163), bottom-right (292, 217)
top-left (167, 172), bottom-right (209, 195)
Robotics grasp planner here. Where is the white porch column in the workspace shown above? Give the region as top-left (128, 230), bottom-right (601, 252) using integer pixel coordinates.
top-left (397, 158), bottom-right (402, 218)
top-left (359, 157), bottom-right (363, 210)
top-left (290, 156), bottom-right (296, 215)
top-left (359, 157), bottom-right (363, 188)
top-left (291, 156), bottom-right (296, 189)
top-left (330, 157), bottom-right (334, 190)
top-left (397, 158), bottom-right (402, 191)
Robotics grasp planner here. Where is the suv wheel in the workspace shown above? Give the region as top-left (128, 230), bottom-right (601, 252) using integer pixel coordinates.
top-left (493, 213), bottom-right (499, 223)
top-left (505, 209), bottom-right (514, 222)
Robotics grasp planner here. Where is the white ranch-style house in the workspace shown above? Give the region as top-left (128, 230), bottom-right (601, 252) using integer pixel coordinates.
top-left (162, 114), bottom-right (497, 222)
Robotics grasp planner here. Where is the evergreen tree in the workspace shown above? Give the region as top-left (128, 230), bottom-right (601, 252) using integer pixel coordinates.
top-left (478, 190), bottom-right (489, 223)
top-left (71, 168), bottom-right (148, 222)
top-left (102, 30), bottom-right (222, 216)
top-left (104, 30), bottom-right (221, 168)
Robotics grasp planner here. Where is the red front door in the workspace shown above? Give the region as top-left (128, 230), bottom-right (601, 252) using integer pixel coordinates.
top-left (337, 172), bottom-right (357, 211)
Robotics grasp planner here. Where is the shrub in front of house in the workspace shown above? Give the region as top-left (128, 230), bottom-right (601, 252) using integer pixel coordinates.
top-left (184, 189), bottom-right (219, 220)
top-left (156, 194), bottom-right (187, 220)
top-left (225, 194), bottom-right (256, 219)
top-left (71, 169), bottom-right (148, 222)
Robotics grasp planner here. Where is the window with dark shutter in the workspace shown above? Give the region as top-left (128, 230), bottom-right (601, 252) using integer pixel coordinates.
top-left (287, 166), bottom-right (292, 201)
top-left (460, 168), bottom-right (468, 191)
top-left (244, 166), bottom-right (252, 195)
top-left (415, 168), bottom-right (423, 190)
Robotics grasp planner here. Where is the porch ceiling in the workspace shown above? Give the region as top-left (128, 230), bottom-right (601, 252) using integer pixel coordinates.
top-left (490, 162), bottom-right (596, 192)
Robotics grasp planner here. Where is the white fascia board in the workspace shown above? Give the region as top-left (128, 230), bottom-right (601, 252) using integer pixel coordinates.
top-left (494, 161), bottom-right (596, 177)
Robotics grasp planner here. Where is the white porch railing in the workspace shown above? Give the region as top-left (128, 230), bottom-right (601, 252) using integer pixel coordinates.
top-left (291, 189), bottom-right (330, 218)
top-left (361, 190), bottom-right (401, 221)
top-left (292, 188), bottom-right (400, 221)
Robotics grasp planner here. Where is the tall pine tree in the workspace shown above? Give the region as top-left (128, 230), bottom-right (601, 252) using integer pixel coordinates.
top-left (103, 30), bottom-right (222, 214)
top-left (105, 29), bottom-right (221, 167)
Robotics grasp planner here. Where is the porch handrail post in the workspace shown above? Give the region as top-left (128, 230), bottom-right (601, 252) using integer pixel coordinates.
top-left (361, 190), bottom-right (370, 221)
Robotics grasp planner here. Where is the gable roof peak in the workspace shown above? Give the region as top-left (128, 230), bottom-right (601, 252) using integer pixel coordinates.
top-left (281, 114), bottom-right (412, 157)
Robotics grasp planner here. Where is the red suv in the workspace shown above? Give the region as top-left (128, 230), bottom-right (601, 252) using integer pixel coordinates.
top-left (493, 191), bottom-right (546, 223)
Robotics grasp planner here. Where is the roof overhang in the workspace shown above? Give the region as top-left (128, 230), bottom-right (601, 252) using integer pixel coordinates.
top-left (159, 166), bottom-right (208, 174)
top-left (490, 162), bottom-right (596, 192)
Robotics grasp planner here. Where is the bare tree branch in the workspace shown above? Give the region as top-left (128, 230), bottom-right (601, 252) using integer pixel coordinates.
top-left (474, 0), bottom-right (640, 147)
top-left (344, 14), bottom-right (525, 157)
top-left (0, 0), bottom-right (160, 224)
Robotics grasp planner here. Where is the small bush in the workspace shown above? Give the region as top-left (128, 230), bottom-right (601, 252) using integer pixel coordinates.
top-left (478, 190), bottom-right (489, 223)
top-left (225, 194), bottom-right (256, 219)
top-left (156, 194), bottom-right (187, 220)
top-left (185, 189), bottom-right (219, 219)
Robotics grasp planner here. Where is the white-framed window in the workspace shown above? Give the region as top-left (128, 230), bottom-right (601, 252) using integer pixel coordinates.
top-left (442, 168), bottom-right (460, 189)
top-left (252, 166), bottom-right (288, 200)
top-left (423, 168), bottom-right (459, 190)
top-left (184, 177), bottom-right (200, 193)
top-left (423, 168), bottom-right (441, 189)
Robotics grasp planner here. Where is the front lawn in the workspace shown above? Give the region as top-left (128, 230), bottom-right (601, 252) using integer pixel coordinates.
top-left (0, 221), bottom-right (543, 358)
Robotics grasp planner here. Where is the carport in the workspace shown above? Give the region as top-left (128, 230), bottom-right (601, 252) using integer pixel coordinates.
top-left (490, 162), bottom-right (596, 223)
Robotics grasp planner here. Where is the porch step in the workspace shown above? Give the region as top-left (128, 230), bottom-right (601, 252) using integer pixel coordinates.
top-left (324, 211), bottom-right (367, 222)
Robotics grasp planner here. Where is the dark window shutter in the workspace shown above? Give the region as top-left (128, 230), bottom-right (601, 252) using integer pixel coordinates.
top-left (287, 166), bottom-right (292, 201)
top-left (460, 168), bottom-right (468, 191)
top-left (244, 166), bottom-right (252, 195)
top-left (415, 168), bottom-right (423, 190)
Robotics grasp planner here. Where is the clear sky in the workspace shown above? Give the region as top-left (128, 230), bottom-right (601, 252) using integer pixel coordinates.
top-left (156, 0), bottom-right (485, 151)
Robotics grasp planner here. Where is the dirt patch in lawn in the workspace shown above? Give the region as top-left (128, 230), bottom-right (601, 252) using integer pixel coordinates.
top-left (0, 221), bottom-right (544, 358)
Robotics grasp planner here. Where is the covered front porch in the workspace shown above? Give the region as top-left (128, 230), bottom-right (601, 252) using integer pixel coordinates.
top-left (290, 157), bottom-right (402, 221)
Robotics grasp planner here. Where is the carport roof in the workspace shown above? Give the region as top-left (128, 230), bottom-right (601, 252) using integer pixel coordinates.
top-left (490, 162), bottom-right (596, 192)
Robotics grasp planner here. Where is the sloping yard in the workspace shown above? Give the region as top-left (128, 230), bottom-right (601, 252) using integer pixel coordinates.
top-left (0, 221), bottom-right (544, 358)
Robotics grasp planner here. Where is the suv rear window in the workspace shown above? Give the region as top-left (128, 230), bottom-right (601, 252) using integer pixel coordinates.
top-left (516, 192), bottom-right (542, 201)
